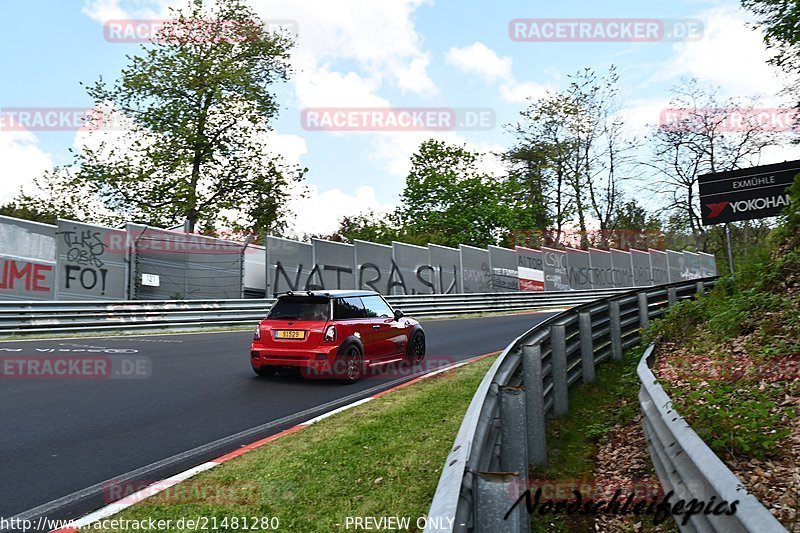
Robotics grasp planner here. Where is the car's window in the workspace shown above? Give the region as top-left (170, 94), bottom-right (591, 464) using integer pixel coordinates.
top-left (267, 297), bottom-right (329, 321)
top-left (334, 297), bottom-right (367, 320)
top-left (362, 295), bottom-right (394, 318)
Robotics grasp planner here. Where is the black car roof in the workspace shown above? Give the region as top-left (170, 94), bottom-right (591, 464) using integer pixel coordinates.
top-left (275, 290), bottom-right (380, 299)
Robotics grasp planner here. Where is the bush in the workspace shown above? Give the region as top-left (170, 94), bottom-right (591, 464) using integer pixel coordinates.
top-left (672, 382), bottom-right (793, 459)
top-left (645, 298), bottom-right (708, 344)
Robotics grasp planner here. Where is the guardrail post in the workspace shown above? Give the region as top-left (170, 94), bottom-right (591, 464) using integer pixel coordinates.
top-left (695, 281), bottom-right (705, 295)
top-left (550, 323), bottom-right (568, 416)
top-left (667, 287), bottom-right (677, 307)
top-left (500, 386), bottom-right (528, 482)
top-left (475, 472), bottom-right (528, 533)
top-left (522, 344), bottom-right (547, 466)
top-left (637, 292), bottom-right (649, 330)
top-left (609, 300), bottom-right (622, 361)
top-left (578, 312), bottom-right (595, 383)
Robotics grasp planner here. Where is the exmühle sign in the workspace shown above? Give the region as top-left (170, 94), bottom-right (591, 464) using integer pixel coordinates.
top-left (698, 160), bottom-right (798, 225)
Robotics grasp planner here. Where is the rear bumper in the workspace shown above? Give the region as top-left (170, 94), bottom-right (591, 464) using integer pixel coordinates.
top-left (250, 344), bottom-right (340, 370)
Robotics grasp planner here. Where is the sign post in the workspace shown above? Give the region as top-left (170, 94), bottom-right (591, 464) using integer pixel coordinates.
top-left (725, 224), bottom-right (734, 277)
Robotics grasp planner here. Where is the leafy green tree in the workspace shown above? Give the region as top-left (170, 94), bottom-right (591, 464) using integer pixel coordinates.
top-left (70, 0), bottom-right (305, 234)
top-left (310, 210), bottom-right (402, 245)
top-left (0, 195), bottom-right (76, 226)
top-left (741, 0), bottom-right (800, 71)
top-left (608, 199), bottom-right (663, 249)
top-left (0, 172), bottom-right (87, 225)
top-left (398, 140), bottom-right (524, 248)
top-left (503, 143), bottom-right (553, 233)
top-left (508, 66), bottom-right (637, 248)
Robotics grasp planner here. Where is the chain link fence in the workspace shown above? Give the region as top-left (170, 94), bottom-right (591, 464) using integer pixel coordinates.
top-left (131, 227), bottom-right (245, 300)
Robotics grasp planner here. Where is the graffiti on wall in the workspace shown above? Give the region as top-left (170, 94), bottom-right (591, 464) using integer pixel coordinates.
top-left (56, 221), bottom-right (128, 300)
top-left (61, 228), bottom-right (111, 294)
top-left (0, 259), bottom-right (53, 293)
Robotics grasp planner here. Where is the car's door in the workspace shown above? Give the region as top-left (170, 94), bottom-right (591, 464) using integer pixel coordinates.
top-left (362, 295), bottom-right (408, 359)
top-left (333, 297), bottom-right (377, 361)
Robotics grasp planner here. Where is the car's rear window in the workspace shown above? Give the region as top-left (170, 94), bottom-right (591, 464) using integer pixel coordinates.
top-left (267, 297), bottom-right (329, 321)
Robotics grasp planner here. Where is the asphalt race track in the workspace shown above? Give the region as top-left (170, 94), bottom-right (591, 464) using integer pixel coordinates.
top-left (0, 311), bottom-right (555, 529)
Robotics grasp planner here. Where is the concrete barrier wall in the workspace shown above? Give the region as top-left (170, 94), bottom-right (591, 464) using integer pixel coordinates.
top-left (354, 240), bottom-right (393, 293)
top-left (392, 241), bottom-right (434, 295)
top-left (611, 249), bottom-right (634, 288)
top-left (567, 248), bottom-right (592, 290)
top-left (0, 214), bottom-right (719, 300)
top-left (516, 246), bottom-right (544, 292)
top-left (0, 216), bottom-right (57, 300)
top-left (488, 245), bottom-right (519, 292)
top-left (631, 249), bottom-right (653, 287)
top-left (56, 220), bottom-right (128, 300)
top-left (428, 244), bottom-right (460, 294)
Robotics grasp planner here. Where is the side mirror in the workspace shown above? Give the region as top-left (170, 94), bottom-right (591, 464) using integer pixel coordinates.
top-left (393, 309), bottom-right (405, 321)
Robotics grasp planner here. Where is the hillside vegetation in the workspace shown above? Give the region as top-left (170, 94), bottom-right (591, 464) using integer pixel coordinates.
top-left (645, 180), bottom-right (800, 528)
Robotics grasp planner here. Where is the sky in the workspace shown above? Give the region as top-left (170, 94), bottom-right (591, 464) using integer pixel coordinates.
top-left (0, 0), bottom-right (796, 237)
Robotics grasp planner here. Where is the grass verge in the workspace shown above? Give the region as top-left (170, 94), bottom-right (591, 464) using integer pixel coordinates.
top-left (527, 348), bottom-right (676, 533)
top-left (90, 354), bottom-right (498, 533)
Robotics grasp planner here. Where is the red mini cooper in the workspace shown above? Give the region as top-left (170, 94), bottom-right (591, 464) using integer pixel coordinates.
top-left (250, 290), bottom-right (425, 382)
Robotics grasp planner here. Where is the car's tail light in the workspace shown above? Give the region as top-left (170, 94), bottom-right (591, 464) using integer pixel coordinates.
top-left (253, 324), bottom-right (261, 340)
top-left (324, 325), bottom-right (336, 342)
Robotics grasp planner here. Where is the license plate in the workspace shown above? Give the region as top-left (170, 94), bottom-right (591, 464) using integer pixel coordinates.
top-left (275, 330), bottom-right (305, 340)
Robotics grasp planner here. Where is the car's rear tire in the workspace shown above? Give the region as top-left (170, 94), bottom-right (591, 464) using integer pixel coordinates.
top-left (253, 365), bottom-right (277, 378)
top-left (406, 331), bottom-right (426, 367)
top-left (338, 344), bottom-right (364, 383)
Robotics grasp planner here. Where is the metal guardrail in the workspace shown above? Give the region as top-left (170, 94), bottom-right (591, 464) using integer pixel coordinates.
top-left (0, 288), bottom-right (631, 336)
top-left (425, 278), bottom-right (719, 533)
top-left (638, 343), bottom-right (786, 532)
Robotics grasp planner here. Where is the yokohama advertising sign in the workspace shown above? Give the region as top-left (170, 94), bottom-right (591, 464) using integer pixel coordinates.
top-left (698, 160), bottom-right (798, 225)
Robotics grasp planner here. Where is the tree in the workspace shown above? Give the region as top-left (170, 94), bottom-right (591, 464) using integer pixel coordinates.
top-left (508, 66), bottom-right (637, 249)
top-left (0, 195), bottom-right (75, 226)
top-left (399, 140), bottom-right (523, 248)
top-left (645, 79), bottom-right (781, 251)
top-left (508, 94), bottom-right (575, 246)
top-left (0, 172), bottom-right (88, 225)
top-left (310, 210), bottom-right (402, 245)
top-left (741, 0), bottom-right (800, 72)
top-left (70, 0), bottom-right (305, 234)
top-left (607, 199), bottom-right (663, 249)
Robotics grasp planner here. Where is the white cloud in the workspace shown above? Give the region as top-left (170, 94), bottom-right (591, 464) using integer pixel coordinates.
top-left (655, 6), bottom-right (784, 99)
top-left (286, 185), bottom-right (394, 237)
top-left (81, 0), bottom-right (438, 197)
top-left (263, 131), bottom-right (307, 166)
top-left (257, 0), bottom-right (436, 98)
top-left (367, 132), bottom-right (508, 185)
top-left (0, 132), bottom-right (53, 203)
top-left (619, 97), bottom-right (673, 137)
top-left (445, 41), bottom-right (552, 104)
top-left (293, 67), bottom-right (388, 109)
top-left (83, 0), bottom-right (437, 102)
top-left (500, 81), bottom-right (551, 104)
top-left (82, 0), bottom-right (178, 23)
top-left (446, 42), bottom-right (512, 83)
